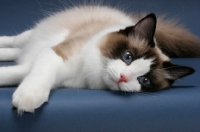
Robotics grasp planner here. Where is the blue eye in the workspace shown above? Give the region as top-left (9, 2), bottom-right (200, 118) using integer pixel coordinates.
top-left (138, 76), bottom-right (151, 85)
top-left (122, 51), bottom-right (133, 64)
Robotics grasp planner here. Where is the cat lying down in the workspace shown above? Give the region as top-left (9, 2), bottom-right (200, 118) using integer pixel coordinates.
top-left (0, 6), bottom-right (200, 114)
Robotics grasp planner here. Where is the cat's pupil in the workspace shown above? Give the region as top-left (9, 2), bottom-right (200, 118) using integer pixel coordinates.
top-left (126, 55), bottom-right (131, 59)
top-left (143, 78), bottom-right (148, 83)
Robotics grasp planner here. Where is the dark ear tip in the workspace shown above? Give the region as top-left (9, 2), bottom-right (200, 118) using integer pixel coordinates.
top-left (146, 13), bottom-right (156, 19)
top-left (164, 62), bottom-right (196, 80)
top-left (181, 66), bottom-right (195, 76)
top-left (142, 13), bottom-right (157, 26)
top-left (190, 67), bottom-right (195, 74)
top-left (183, 65), bottom-right (195, 74)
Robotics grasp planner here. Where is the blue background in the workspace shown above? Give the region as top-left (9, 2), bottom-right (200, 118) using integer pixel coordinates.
top-left (0, 0), bottom-right (200, 37)
top-left (0, 0), bottom-right (200, 132)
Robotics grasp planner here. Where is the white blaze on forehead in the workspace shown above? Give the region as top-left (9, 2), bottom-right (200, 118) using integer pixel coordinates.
top-left (105, 57), bottom-right (154, 92)
top-left (127, 57), bottom-right (154, 78)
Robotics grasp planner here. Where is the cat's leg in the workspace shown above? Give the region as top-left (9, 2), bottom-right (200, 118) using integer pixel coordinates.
top-left (0, 30), bottom-right (32, 48)
top-left (12, 48), bottom-right (65, 113)
top-left (0, 30), bottom-right (33, 61)
top-left (0, 48), bottom-right (21, 61)
top-left (0, 64), bottom-right (30, 86)
top-left (0, 36), bottom-right (15, 48)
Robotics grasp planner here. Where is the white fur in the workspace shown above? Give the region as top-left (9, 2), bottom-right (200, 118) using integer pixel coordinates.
top-left (62, 24), bottom-right (130, 89)
top-left (0, 36), bottom-right (15, 48)
top-left (17, 29), bottom-right (69, 64)
top-left (0, 30), bottom-right (33, 48)
top-left (0, 64), bottom-right (29, 86)
top-left (104, 58), bottom-right (153, 92)
top-left (62, 24), bottom-right (154, 92)
top-left (73, 24), bottom-right (132, 89)
top-left (0, 48), bottom-right (21, 61)
top-left (0, 6), bottom-right (154, 113)
top-left (12, 48), bottom-right (65, 113)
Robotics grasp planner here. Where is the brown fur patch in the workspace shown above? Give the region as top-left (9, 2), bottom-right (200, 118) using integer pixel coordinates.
top-left (100, 33), bottom-right (130, 59)
top-left (100, 32), bottom-right (162, 62)
top-left (52, 7), bottom-right (130, 60)
top-left (52, 21), bottom-right (117, 60)
top-left (52, 38), bottom-right (83, 60)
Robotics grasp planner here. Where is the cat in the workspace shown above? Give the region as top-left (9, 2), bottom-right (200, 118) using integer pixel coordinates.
top-left (0, 6), bottom-right (200, 114)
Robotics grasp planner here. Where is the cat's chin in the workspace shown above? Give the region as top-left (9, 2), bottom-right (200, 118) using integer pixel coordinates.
top-left (104, 77), bottom-right (141, 92)
top-left (104, 79), bottom-right (120, 91)
top-left (118, 82), bottom-right (141, 92)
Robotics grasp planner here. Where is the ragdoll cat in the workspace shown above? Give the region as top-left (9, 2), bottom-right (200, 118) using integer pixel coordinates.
top-left (0, 6), bottom-right (200, 114)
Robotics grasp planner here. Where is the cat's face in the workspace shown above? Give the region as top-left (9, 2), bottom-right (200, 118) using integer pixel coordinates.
top-left (100, 14), bottom-right (194, 92)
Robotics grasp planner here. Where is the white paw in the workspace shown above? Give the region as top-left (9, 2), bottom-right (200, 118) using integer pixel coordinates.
top-left (12, 85), bottom-right (50, 114)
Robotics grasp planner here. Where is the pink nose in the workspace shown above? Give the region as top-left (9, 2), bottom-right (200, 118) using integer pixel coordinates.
top-left (118, 74), bottom-right (128, 83)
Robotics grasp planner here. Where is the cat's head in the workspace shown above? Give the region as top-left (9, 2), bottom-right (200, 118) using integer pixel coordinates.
top-left (100, 14), bottom-right (195, 92)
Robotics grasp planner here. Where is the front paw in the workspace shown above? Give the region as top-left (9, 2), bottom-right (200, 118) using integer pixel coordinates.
top-left (12, 86), bottom-right (50, 114)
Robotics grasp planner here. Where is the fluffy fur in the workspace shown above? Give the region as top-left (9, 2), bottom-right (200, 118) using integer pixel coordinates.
top-left (0, 6), bottom-right (199, 114)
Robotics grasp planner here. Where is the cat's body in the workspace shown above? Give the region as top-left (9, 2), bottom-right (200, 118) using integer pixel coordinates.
top-left (0, 6), bottom-right (199, 113)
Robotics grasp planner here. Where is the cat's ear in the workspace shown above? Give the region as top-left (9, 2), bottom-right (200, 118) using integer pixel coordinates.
top-left (163, 62), bottom-right (195, 81)
top-left (120, 13), bottom-right (157, 47)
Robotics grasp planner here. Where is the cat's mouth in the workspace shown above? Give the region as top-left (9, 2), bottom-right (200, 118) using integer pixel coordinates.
top-left (108, 75), bottom-right (142, 92)
top-left (110, 76), bottom-right (128, 85)
top-left (108, 75), bottom-right (130, 91)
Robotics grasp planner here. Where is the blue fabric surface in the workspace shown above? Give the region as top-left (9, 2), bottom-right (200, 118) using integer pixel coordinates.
top-left (1, 60), bottom-right (200, 132)
top-left (0, 0), bottom-right (200, 132)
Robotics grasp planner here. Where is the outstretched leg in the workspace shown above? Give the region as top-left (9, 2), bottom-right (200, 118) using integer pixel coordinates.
top-left (0, 30), bottom-right (33, 61)
top-left (12, 48), bottom-right (65, 113)
top-left (0, 64), bottom-right (30, 86)
top-left (0, 30), bottom-right (32, 48)
top-left (0, 48), bottom-right (21, 61)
